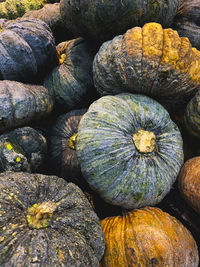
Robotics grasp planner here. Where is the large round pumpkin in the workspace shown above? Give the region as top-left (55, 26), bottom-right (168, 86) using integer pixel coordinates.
top-left (0, 171), bottom-right (105, 266)
top-left (93, 22), bottom-right (200, 109)
top-left (100, 207), bottom-right (199, 266)
top-left (76, 93), bottom-right (184, 209)
top-left (60, 0), bottom-right (181, 43)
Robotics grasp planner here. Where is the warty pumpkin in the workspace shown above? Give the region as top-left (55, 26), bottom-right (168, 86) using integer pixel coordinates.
top-left (100, 207), bottom-right (199, 267)
top-left (60, 0), bottom-right (181, 43)
top-left (0, 126), bottom-right (47, 172)
top-left (0, 80), bottom-right (53, 133)
top-left (0, 171), bottom-right (105, 266)
top-left (93, 22), bottom-right (200, 109)
top-left (76, 93), bottom-right (184, 209)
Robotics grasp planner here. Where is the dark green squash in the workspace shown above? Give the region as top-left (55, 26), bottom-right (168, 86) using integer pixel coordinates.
top-left (60, 0), bottom-right (181, 43)
top-left (0, 126), bottom-right (47, 172)
top-left (93, 22), bottom-right (200, 109)
top-left (50, 109), bottom-right (87, 188)
top-left (0, 80), bottom-right (53, 133)
top-left (77, 93), bottom-right (184, 209)
top-left (0, 171), bottom-right (105, 266)
top-left (44, 37), bottom-right (97, 110)
top-left (0, 18), bottom-right (57, 83)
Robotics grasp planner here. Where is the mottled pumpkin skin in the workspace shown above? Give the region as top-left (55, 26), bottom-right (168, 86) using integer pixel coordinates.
top-left (0, 127), bottom-right (47, 173)
top-left (77, 94), bottom-right (184, 209)
top-left (50, 109), bottom-right (87, 187)
top-left (44, 38), bottom-right (96, 109)
top-left (100, 207), bottom-right (199, 267)
top-left (0, 18), bottom-right (57, 83)
top-left (93, 22), bottom-right (200, 109)
top-left (0, 80), bottom-right (53, 133)
top-left (0, 172), bottom-right (105, 266)
top-left (178, 157), bottom-right (200, 214)
top-left (60, 0), bottom-right (180, 43)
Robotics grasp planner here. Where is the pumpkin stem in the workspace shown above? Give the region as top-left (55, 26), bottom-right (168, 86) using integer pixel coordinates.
top-left (132, 129), bottom-right (156, 153)
top-left (26, 201), bottom-right (57, 229)
top-left (68, 133), bottom-right (77, 150)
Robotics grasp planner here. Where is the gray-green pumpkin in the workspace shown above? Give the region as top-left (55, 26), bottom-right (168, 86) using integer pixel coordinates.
top-left (77, 93), bottom-right (184, 209)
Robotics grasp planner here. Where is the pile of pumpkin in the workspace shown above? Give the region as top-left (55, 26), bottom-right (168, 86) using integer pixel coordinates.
top-left (0, 0), bottom-right (200, 266)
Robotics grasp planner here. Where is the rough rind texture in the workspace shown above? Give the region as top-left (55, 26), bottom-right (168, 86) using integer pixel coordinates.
top-left (44, 38), bottom-right (95, 109)
top-left (0, 127), bottom-right (47, 172)
top-left (178, 157), bottom-right (200, 214)
top-left (60, 0), bottom-right (180, 43)
top-left (0, 18), bottom-right (57, 83)
top-left (0, 172), bottom-right (105, 266)
top-left (77, 93), bottom-right (184, 209)
top-left (0, 80), bottom-right (53, 133)
top-left (93, 22), bottom-right (200, 109)
top-left (50, 109), bottom-right (87, 186)
top-left (100, 207), bottom-right (199, 267)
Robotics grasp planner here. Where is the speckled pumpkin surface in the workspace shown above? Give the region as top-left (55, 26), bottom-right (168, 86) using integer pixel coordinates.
top-left (60, 0), bottom-right (180, 43)
top-left (100, 207), bottom-right (199, 267)
top-left (0, 127), bottom-right (47, 173)
top-left (76, 93), bottom-right (184, 209)
top-left (93, 22), bottom-right (200, 109)
top-left (178, 157), bottom-right (200, 214)
top-left (50, 108), bottom-right (87, 186)
top-left (0, 18), bottom-right (57, 83)
top-left (44, 37), bottom-right (96, 109)
top-left (0, 172), bottom-right (105, 266)
top-left (0, 80), bottom-right (53, 133)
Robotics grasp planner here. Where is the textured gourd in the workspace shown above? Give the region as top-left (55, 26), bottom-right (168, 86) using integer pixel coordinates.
top-left (76, 94), bottom-right (184, 209)
top-left (44, 38), bottom-right (96, 109)
top-left (0, 172), bottom-right (105, 266)
top-left (93, 22), bottom-right (200, 109)
top-left (60, 0), bottom-right (181, 43)
top-left (172, 0), bottom-right (200, 50)
top-left (50, 109), bottom-right (87, 187)
top-left (0, 18), bottom-right (57, 83)
top-left (100, 207), bottom-right (199, 267)
top-left (0, 80), bottom-right (53, 133)
top-left (178, 157), bottom-right (200, 214)
top-left (0, 127), bottom-right (47, 172)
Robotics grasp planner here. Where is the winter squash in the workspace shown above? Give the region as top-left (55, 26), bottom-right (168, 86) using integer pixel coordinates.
top-left (178, 157), bottom-right (200, 214)
top-left (0, 171), bottom-right (105, 266)
top-left (0, 127), bottom-right (47, 172)
top-left (76, 93), bottom-right (184, 209)
top-left (0, 80), bottom-right (53, 133)
top-left (44, 38), bottom-right (97, 110)
top-left (50, 108), bottom-right (87, 187)
top-left (93, 22), bottom-right (200, 109)
top-left (60, 0), bottom-right (181, 43)
top-left (100, 207), bottom-right (199, 267)
top-left (0, 18), bottom-right (57, 83)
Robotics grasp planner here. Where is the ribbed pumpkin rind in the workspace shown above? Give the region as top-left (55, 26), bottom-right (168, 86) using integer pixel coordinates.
top-left (77, 94), bottom-right (184, 209)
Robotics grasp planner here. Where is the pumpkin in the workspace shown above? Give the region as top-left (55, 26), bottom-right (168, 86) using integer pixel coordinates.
top-left (60, 0), bottom-right (181, 43)
top-left (100, 207), bottom-right (199, 267)
top-left (50, 108), bottom-right (87, 188)
top-left (44, 37), bottom-right (97, 110)
top-left (0, 80), bottom-right (53, 134)
top-left (93, 22), bottom-right (200, 110)
top-left (0, 126), bottom-right (47, 172)
top-left (178, 157), bottom-right (200, 214)
top-left (172, 0), bottom-right (200, 50)
top-left (0, 18), bottom-right (57, 83)
top-left (0, 171), bottom-right (105, 266)
top-left (76, 93), bottom-right (184, 209)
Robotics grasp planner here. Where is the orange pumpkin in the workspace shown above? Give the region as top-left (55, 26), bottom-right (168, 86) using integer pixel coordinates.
top-left (100, 207), bottom-right (199, 267)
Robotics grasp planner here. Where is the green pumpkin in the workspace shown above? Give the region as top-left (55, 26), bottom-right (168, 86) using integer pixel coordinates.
top-left (0, 172), bottom-right (105, 266)
top-left (77, 93), bottom-right (184, 209)
top-left (0, 127), bottom-right (47, 172)
top-left (0, 80), bottom-right (53, 133)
